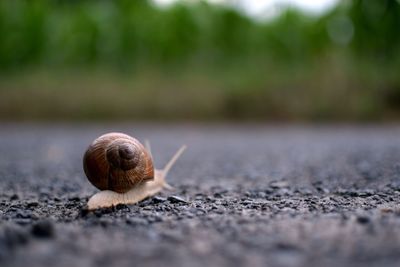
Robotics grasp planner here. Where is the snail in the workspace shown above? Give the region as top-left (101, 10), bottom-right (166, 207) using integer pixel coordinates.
top-left (83, 132), bottom-right (186, 210)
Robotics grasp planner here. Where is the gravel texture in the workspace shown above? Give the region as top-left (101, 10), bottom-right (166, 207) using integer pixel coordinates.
top-left (1, 123), bottom-right (400, 267)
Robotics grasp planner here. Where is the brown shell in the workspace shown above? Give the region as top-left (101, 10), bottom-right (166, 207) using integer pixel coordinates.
top-left (83, 132), bottom-right (154, 193)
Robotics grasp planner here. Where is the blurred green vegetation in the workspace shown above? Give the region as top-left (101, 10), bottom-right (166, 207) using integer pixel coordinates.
top-left (0, 0), bottom-right (399, 121)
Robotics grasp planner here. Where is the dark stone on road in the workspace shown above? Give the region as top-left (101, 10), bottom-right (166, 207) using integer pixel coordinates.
top-left (10, 194), bottom-right (19, 201)
top-left (151, 196), bottom-right (167, 203)
top-left (356, 215), bottom-right (371, 224)
top-left (168, 195), bottom-right (188, 204)
top-left (31, 220), bottom-right (55, 238)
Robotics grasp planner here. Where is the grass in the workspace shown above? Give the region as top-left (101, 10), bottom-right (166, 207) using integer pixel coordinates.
top-left (0, 55), bottom-right (398, 122)
top-left (0, 0), bottom-right (399, 121)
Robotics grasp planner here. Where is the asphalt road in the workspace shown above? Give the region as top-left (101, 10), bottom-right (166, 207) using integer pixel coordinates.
top-left (1, 123), bottom-right (400, 267)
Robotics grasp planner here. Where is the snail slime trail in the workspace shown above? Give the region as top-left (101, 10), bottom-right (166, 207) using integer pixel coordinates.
top-left (83, 132), bottom-right (186, 210)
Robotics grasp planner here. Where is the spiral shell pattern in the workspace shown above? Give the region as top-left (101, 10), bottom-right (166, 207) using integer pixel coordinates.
top-left (83, 132), bottom-right (154, 193)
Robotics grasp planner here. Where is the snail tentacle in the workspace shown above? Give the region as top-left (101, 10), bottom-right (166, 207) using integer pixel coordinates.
top-left (144, 139), bottom-right (152, 158)
top-left (161, 145), bottom-right (186, 177)
top-left (156, 145), bottom-right (186, 191)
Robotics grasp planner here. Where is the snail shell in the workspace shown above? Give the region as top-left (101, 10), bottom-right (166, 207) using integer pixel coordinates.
top-left (83, 132), bottom-right (186, 210)
top-left (83, 132), bottom-right (154, 193)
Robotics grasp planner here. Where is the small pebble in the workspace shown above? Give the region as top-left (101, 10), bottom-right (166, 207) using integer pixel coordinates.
top-left (79, 207), bottom-right (90, 217)
top-left (356, 215), bottom-right (370, 224)
top-left (31, 220), bottom-right (55, 238)
top-left (213, 193), bottom-right (223, 198)
top-left (152, 196), bottom-right (167, 204)
top-left (16, 211), bottom-right (31, 219)
top-left (270, 181), bottom-right (289, 189)
top-left (10, 194), bottom-right (19, 201)
top-left (168, 195), bottom-right (188, 204)
top-left (116, 204), bottom-right (130, 211)
top-left (68, 197), bottom-right (80, 202)
top-left (27, 201), bottom-right (39, 208)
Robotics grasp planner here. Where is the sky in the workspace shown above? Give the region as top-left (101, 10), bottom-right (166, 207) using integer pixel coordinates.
top-left (152, 0), bottom-right (340, 19)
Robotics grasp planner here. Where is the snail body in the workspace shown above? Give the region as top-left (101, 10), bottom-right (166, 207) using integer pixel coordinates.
top-left (83, 132), bottom-right (186, 210)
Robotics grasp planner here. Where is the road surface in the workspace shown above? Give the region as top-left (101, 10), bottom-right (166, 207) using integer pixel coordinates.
top-left (1, 123), bottom-right (400, 267)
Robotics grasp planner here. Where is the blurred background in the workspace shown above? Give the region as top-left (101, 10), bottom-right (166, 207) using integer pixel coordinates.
top-left (0, 0), bottom-right (399, 122)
